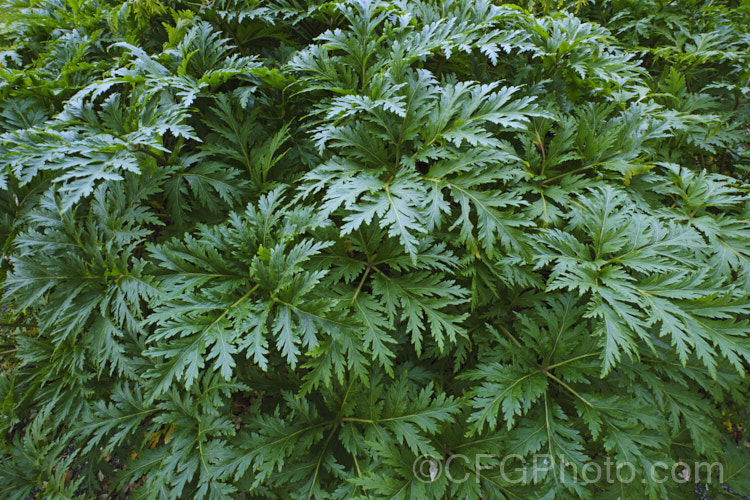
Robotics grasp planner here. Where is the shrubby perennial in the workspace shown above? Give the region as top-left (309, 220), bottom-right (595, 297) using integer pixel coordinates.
top-left (0, 0), bottom-right (748, 498)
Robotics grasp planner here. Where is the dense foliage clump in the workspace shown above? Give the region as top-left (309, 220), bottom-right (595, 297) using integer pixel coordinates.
top-left (0, 0), bottom-right (749, 498)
